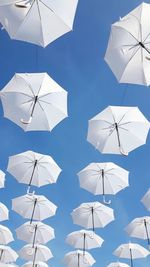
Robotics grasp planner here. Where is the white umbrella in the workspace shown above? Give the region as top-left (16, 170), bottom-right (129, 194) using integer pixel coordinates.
top-left (0, 203), bottom-right (9, 222)
top-left (105, 3), bottom-right (150, 86)
top-left (19, 244), bottom-right (53, 264)
top-left (7, 150), bottom-right (61, 192)
top-left (141, 188), bottom-right (150, 211)
top-left (107, 262), bottom-right (130, 267)
top-left (113, 242), bottom-right (149, 267)
top-left (71, 202), bottom-right (115, 232)
top-left (12, 193), bottom-right (57, 223)
top-left (0, 0), bottom-right (78, 47)
top-left (22, 261), bottom-right (49, 267)
top-left (78, 162), bottom-right (129, 204)
top-left (0, 245), bottom-right (18, 263)
top-left (87, 106), bottom-right (150, 155)
top-left (0, 171), bottom-right (5, 188)
top-left (16, 221), bottom-right (54, 246)
top-left (125, 216), bottom-right (150, 248)
top-left (0, 226), bottom-right (14, 245)
top-left (66, 230), bottom-right (104, 254)
top-left (0, 73), bottom-right (68, 131)
top-left (64, 250), bottom-right (95, 267)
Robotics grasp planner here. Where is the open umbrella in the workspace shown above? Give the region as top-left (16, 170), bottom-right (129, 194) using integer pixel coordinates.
top-left (19, 244), bottom-right (53, 264)
top-left (7, 150), bottom-right (61, 193)
top-left (87, 106), bottom-right (150, 155)
top-left (0, 0), bottom-right (78, 47)
top-left (64, 250), bottom-right (95, 267)
top-left (0, 245), bottom-right (18, 263)
top-left (12, 193), bottom-right (57, 223)
top-left (71, 202), bottom-right (114, 232)
top-left (78, 162), bottom-right (129, 204)
top-left (113, 242), bottom-right (149, 267)
top-left (0, 203), bottom-right (9, 222)
top-left (22, 261), bottom-right (49, 267)
top-left (105, 3), bottom-right (150, 86)
top-left (16, 221), bottom-right (54, 247)
top-left (0, 73), bottom-right (68, 131)
top-left (0, 171), bottom-right (5, 188)
top-left (141, 188), bottom-right (150, 211)
top-left (0, 225), bottom-right (14, 245)
top-left (66, 230), bottom-right (104, 254)
top-left (107, 262), bottom-right (130, 267)
top-left (125, 216), bottom-right (150, 249)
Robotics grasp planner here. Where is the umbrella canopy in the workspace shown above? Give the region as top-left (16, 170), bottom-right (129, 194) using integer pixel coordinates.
top-left (66, 230), bottom-right (104, 253)
top-left (105, 3), bottom-right (150, 86)
top-left (0, 225), bottom-right (14, 245)
top-left (0, 0), bottom-right (79, 47)
top-left (87, 106), bottom-right (150, 155)
top-left (0, 171), bottom-right (5, 188)
top-left (71, 202), bottom-right (114, 232)
top-left (12, 193), bottom-right (57, 223)
top-left (7, 150), bottom-right (61, 192)
top-left (22, 261), bottom-right (49, 267)
top-left (0, 73), bottom-right (68, 132)
top-left (107, 262), bottom-right (130, 267)
top-left (0, 245), bottom-right (18, 263)
top-left (16, 221), bottom-right (55, 246)
top-left (64, 250), bottom-right (95, 267)
top-left (78, 162), bottom-right (129, 204)
top-left (141, 188), bottom-right (150, 211)
top-left (125, 216), bottom-right (150, 247)
top-left (19, 244), bottom-right (53, 262)
top-left (113, 243), bottom-right (149, 267)
top-left (0, 203), bottom-right (9, 222)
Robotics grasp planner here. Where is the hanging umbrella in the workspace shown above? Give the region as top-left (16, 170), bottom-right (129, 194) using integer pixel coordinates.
top-left (0, 171), bottom-right (5, 188)
top-left (0, 225), bottom-right (14, 245)
top-left (78, 162), bottom-right (129, 204)
top-left (71, 202), bottom-right (115, 232)
top-left (0, 73), bottom-right (68, 131)
top-left (19, 244), bottom-right (53, 263)
top-left (105, 3), bottom-right (150, 86)
top-left (113, 242), bottom-right (149, 267)
top-left (22, 261), bottom-right (49, 267)
top-left (12, 193), bottom-right (57, 223)
top-left (141, 188), bottom-right (150, 211)
top-left (0, 0), bottom-right (78, 47)
top-left (66, 230), bottom-right (104, 254)
top-left (7, 150), bottom-right (61, 193)
top-left (87, 106), bottom-right (150, 155)
top-left (16, 221), bottom-right (54, 247)
top-left (125, 216), bottom-right (150, 249)
top-left (0, 203), bottom-right (9, 222)
top-left (0, 245), bottom-right (18, 263)
top-left (64, 250), bottom-right (95, 267)
top-left (107, 262), bottom-right (130, 267)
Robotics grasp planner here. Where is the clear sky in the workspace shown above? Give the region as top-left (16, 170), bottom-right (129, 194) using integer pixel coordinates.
top-left (0, 0), bottom-right (150, 267)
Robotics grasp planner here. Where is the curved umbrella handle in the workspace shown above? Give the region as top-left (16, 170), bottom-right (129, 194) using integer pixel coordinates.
top-left (103, 195), bottom-right (111, 205)
top-left (119, 147), bottom-right (128, 156)
top-left (21, 116), bottom-right (32, 124)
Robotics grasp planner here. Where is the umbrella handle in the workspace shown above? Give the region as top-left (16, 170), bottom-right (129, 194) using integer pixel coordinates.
top-left (103, 195), bottom-right (111, 205)
top-left (21, 116), bottom-right (32, 124)
top-left (119, 147), bottom-right (128, 156)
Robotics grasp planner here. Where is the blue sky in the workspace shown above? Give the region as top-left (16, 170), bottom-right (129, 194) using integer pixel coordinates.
top-left (1, 0), bottom-right (150, 266)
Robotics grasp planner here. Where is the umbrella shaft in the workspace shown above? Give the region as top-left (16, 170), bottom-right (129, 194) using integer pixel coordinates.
top-left (102, 170), bottom-right (105, 196)
top-left (32, 225), bottom-right (38, 248)
top-left (83, 233), bottom-right (86, 255)
top-left (32, 247), bottom-right (37, 267)
top-left (139, 42), bottom-right (150, 55)
top-left (0, 250), bottom-right (3, 261)
top-left (129, 248), bottom-right (133, 267)
top-left (30, 199), bottom-right (37, 224)
top-left (115, 123), bottom-right (121, 148)
top-left (78, 253), bottom-right (80, 267)
top-left (31, 96), bottom-right (38, 117)
top-left (91, 207), bottom-right (95, 232)
top-left (29, 160), bottom-right (38, 187)
top-left (144, 220), bottom-right (150, 245)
